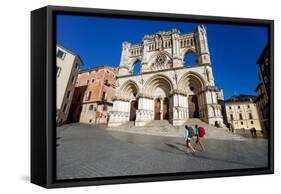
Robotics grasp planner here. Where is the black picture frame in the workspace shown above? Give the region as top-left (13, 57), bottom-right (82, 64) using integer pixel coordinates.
top-left (31, 5), bottom-right (274, 188)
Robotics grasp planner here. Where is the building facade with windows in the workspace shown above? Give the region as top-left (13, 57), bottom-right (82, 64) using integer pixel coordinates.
top-left (56, 45), bottom-right (83, 126)
top-left (224, 95), bottom-right (262, 135)
top-left (255, 44), bottom-right (269, 135)
top-left (108, 26), bottom-right (224, 127)
top-left (68, 66), bottom-right (117, 124)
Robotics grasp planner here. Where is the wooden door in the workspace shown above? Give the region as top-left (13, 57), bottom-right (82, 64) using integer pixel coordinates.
top-left (129, 100), bottom-right (138, 121)
top-left (188, 95), bottom-right (199, 118)
top-left (163, 97), bottom-right (169, 120)
top-left (154, 98), bottom-right (161, 120)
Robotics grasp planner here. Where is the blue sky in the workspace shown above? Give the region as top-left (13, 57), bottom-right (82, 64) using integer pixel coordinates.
top-left (56, 15), bottom-right (268, 99)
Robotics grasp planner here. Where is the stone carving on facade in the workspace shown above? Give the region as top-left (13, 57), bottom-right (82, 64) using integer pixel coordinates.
top-left (155, 53), bottom-right (166, 65)
top-left (155, 34), bottom-right (164, 51)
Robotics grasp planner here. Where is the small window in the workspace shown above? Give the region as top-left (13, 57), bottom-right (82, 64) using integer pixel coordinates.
top-left (249, 113), bottom-right (253, 119)
top-left (92, 79), bottom-right (95, 83)
top-left (94, 107), bottom-right (97, 111)
top-left (104, 80), bottom-right (109, 85)
top-left (89, 105), bottom-right (93, 110)
top-left (57, 49), bottom-right (66, 60)
top-left (66, 90), bottom-right (71, 98)
top-left (251, 121), bottom-right (254, 124)
top-left (230, 114), bottom-right (234, 120)
top-left (57, 66), bottom-right (62, 77)
top-left (89, 119), bottom-right (92, 123)
top-left (71, 76), bottom-right (75, 83)
top-left (239, 113), bottom-right (243, 120)
top-left (241, 121), bottom-right (243, 125)
top-left (238, 106), bottom-right (241, 109)
top-left (247, 105), bottom-right (250, 108)
top-left (102, 92), bottom-right (106, 100)
top-left (229, 106), bottom-right (232, 110)
top-left (62, 104), bottom-right (67, 113)
top-left (87, 79), bottom-right (90, 84)
top-left (103, 106), bottom-right (107, 111)
top-left (75, 63), bottom-right (79, 70)
top-left (87, 91), bottom-right (92, 101)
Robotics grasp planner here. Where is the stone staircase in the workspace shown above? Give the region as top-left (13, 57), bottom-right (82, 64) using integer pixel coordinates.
top-left (182, 119), bottom-right (245, 141)
top-left (146, 120), bottom-right (170, 126)
top-left (106, 119), bottom-right (245, 141)
top-left (120, 121), bottom-right (135, 127)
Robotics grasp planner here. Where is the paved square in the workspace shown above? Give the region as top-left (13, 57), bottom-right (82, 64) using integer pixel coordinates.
top-left (56, 123), bottom-right (268, 180)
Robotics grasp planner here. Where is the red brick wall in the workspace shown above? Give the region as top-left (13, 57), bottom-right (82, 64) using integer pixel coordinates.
top-left (76, 67), bottom-right (117, 103)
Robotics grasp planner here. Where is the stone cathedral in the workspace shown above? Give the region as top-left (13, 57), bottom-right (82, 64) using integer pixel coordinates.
top-left (108, 25), bottom-right (224, 127)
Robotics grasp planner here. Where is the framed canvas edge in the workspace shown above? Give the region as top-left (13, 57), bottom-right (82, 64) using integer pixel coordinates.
top-left (31, 5), bottom-right (274, 188)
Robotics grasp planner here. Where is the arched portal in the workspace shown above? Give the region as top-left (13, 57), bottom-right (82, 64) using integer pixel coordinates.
top-left (178, 72), bottom-right (205, 120)
top-left (119, 81), bottom-right (139, 121)
top-left (144, 75), bottom-right (173, 121)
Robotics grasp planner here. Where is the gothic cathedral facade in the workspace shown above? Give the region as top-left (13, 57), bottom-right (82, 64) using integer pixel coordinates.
top-left (108, 25), bottom-right (224, 127)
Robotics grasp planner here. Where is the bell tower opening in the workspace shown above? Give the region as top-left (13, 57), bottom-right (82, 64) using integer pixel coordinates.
top-left (183, 51), bottom-right (197, 67)
top-left (132, 59), bottom-right (141, 75)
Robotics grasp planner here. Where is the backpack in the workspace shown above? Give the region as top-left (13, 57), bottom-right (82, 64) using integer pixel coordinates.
top-left (198, 127), bottom-right (206, 138)
top-left (187, 127), bottom-right (195, 138)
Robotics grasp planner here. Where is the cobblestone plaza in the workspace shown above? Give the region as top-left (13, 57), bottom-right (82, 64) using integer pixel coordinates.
top-left (57, 123), bottom-right (268, 180)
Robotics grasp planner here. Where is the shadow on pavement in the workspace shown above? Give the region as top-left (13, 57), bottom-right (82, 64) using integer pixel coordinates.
top-left (165, 143), bottom-right (186, 154)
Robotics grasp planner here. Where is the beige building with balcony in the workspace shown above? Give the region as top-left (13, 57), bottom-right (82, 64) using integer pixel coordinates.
top-left (56, 45), bottom-right (83, 126)
top-left (225, 95), bottom-right (262, 135)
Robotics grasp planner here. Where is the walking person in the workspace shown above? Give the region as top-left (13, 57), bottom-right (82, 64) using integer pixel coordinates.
top-left (194, 124), bottom-right (205, 152)
top-left (184, 125), bottom-right (195, 154)
top-left (253, 127), bottom-right (257, 137)
top-left (250, 128), bottom-right (254, 137)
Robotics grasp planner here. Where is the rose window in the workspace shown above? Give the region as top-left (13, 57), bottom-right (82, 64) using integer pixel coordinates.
top-left (155, 54), bottom-right (167, 65)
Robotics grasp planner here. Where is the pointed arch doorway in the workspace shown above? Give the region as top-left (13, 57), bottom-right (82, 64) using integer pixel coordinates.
top-left (129, 100), bottom-right (138, 121)
top-left (154, 97), bottom-right (170, 120)
top-left (163, 97), bottom-right (169, 120)
top-left (154, 98), bottom-right (161, 120)
top-left (188, 95), bottom-right (199, 118)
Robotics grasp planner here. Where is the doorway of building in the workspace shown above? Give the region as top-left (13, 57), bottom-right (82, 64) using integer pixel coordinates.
top-left (154, 98), bottom-right (161, 120)
top-left (188, 95), bottom-right (199, 118)
top-left (163, 97), bottom-right (169, 120)
top-left (129, 100), bottom-right (138, 121)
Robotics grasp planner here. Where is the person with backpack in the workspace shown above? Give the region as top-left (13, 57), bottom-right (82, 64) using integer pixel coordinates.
top-left (194, 124), bottom-right (205, 152)
top-left (184, 125), bottom-right (195, 154)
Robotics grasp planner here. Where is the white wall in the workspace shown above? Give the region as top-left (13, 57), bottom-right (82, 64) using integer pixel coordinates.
top-left (0, 0), bottom-right (279, 193)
